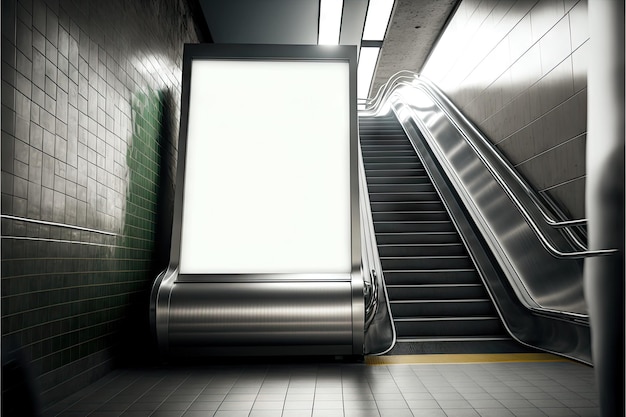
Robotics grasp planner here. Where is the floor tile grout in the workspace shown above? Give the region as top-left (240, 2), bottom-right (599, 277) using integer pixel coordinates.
top-left (45, 359), bottom-right (599, 417)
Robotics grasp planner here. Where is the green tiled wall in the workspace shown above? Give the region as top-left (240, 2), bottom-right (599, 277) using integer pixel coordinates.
top-left (1, 0), bottom-right (203, 409)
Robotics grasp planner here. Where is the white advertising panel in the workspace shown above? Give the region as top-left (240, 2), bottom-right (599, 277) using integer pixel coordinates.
top-left (180, 59), bottom-right (351, 274)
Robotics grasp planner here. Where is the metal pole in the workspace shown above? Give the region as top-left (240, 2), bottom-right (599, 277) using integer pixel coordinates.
top-left (586, 1), bottom-right (625, 416)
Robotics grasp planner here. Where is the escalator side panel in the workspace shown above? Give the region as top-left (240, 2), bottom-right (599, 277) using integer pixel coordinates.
top-left (396, 115), bottom-right (591, 364)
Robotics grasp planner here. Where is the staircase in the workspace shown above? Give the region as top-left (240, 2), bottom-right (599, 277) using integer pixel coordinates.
top-left (360, 114), bottom-right (507, 342)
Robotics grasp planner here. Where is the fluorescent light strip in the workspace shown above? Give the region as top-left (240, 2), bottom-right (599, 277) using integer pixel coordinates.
top-left (318, 0), bottom-right (344, 45)
top-left (357, 47), bottom-right (380, 100)
top-left (362, 0), bottom-right (395, 41)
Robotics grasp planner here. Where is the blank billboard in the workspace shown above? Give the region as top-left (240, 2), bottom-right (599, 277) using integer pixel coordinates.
top-left (179, 59), bottom-right (351, 274)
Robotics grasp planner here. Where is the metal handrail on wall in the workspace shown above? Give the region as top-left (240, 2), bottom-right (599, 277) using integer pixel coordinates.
top-left (360, 71), bottom-right (616, 259)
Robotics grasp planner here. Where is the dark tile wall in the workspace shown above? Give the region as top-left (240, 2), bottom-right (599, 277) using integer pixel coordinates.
top-left (1, 0), bottom-right (202, 409)
top-left (422, 0), bottom-right (588, 219)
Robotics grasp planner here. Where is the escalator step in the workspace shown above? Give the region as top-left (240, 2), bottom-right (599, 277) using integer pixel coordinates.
top-left (369, 192), bottom-right (439, 202)
top-left (366, 169), bottom-right (427, 177)
top-left (375, 231), bottom-right (460, 244)
top-left (362, 145), bottom-right (415, 151)
top-left (374, 221), bottom-right (455, 233)
top-left (372, 211), bottom-right (449, 222)
top-left (386, 284), bottom-right (488, 300)
top-left (370, 201), bottom-right (445, 212)
top-left (361, 150), bottom-right (416, 157)
top-left (366, 176), bottom-right (431, 185)
top-left (360, 134), bottom-right (406, 139)
top-left (361, 140), bottom-right (410, 146)
top-left (367, 183), bottom-right (435, 193)
top-left (377, 243), bottom-right (466, 257)
top-left (390, 299), bottom-right (496, 317)
top-left (394, 317), bottom-right (504, 338)
top-left (364, 162), bottom-right (423, 170)
top-left (380, 255), bottom-right (474, 270)
top-left (383, 269), bottom-right (479, 285)
top-left (363, 156), bottom-right (420, 164)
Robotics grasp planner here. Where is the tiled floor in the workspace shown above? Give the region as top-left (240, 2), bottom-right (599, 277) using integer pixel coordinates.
top-left (44, 356), bottom-right (599, 417)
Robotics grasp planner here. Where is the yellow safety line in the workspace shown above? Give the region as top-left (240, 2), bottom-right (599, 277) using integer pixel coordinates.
top-left (366, 353), bottom-right (570, 365)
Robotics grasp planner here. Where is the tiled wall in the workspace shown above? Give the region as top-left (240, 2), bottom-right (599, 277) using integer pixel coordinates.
top-left (422, 0), bottom-right (588, 219)
top-left (1, 0), bottom-right (202, 409)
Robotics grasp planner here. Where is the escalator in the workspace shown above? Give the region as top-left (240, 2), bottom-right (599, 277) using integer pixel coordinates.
top-left (359, 74), bottom-right (598, 364)
top-left (360, 114), bottom-right (508, 343)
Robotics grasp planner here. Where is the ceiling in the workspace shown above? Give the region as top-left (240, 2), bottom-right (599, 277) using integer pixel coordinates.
top-left (198, 0), bottom-right (459, 97)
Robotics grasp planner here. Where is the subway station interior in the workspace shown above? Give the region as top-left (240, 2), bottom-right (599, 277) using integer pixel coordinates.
top-left (1, 0), bottom-right (624, 416)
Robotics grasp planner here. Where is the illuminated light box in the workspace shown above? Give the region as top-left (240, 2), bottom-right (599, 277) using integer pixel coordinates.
top-left (177, 46), bottom-right (356, 275)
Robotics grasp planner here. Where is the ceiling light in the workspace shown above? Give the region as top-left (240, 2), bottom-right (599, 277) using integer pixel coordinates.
top-left (357, 47), bottom-right (380, 99)
top-left (318, 0), bottom-right (344, 45)
top-left (362, 0), bottom-right (395, 41)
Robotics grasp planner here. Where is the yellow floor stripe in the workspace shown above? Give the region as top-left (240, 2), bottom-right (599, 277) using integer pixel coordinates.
top-left (366, 353), bottom-right (570, 365)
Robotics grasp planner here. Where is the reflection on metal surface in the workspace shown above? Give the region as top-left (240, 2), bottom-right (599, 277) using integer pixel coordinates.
top-left (586, 1), bottom-right (625, 414)
top-left (151, 270), bottom-right (359, 356)
top-left (359, 141), bottom-right (396, 354)
top-left (168, 282), bottom-right (352, 344)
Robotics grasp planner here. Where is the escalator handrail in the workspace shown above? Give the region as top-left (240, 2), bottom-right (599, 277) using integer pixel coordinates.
top-left (361, 70), bottom-right (415, 107)
top-left (414, 82), bottom-right (616, 259)
top-left (361, 71), bottom-right (586, 230)
top-left (358, 140), bottom-right (396, 354)
top-left (359, 72), bottom-right (616, 258)
top-left (422, 78), bottom-right (588, 231)
top-left (359, 140), bottom-right (379, 327)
